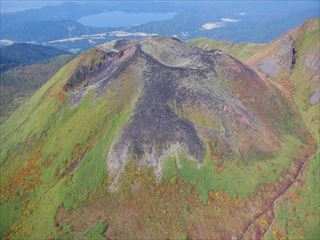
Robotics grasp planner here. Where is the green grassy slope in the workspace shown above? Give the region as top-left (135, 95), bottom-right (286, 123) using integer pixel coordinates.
top-left (0, 54), bottom-right (73, 123)
top-left (263, 150), bottom-right (319, 240)
top-left (187, 38), bottom-right (265, 61)
top-left (247, 18), bottom-right (320, 240)
top-left (0, 50), bottom-right (143, 238)
top-left (163, 135), bottom-right (302, 203)
top-left (290, 18), bottom-right (320, 141)
top-left (269, 26), bottom-right (320, 240)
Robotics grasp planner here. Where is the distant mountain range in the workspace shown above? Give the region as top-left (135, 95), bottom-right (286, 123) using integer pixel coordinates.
top-left (1, 1), bottom-right (318, 52)
top-left (0, 43), bottom-right (69, 72)
top-left (0, 42), bottom-right (73, 122)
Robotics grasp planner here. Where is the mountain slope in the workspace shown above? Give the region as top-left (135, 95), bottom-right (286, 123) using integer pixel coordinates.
top-left (246, 18), bottom-right (320, 240)
top-left (247, 18), bottom-right (319, 140)
top-left (0, 37), bottom-right (315, 239)
top-left (0, 54), bottom-right (73, 122)
top-left (0, 43), bottom-right (68, 72)
top-left (187, 38), bottom-right (265, 61)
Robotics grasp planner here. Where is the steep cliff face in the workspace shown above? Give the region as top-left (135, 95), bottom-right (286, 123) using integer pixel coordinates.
top-left (247, 34), bottom-right (296, 78)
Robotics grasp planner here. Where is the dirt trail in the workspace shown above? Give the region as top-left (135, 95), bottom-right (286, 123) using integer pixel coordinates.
top-left (239, 144), bottom-right (313, 240)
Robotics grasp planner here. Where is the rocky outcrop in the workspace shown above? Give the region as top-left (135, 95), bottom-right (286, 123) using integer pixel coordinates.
top-left (252, 35), bottom-right (296, 77)
top-left (309, 89), bottom-right (320, 105)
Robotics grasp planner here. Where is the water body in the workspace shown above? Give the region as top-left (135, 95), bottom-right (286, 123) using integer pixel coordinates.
top-left (78, 11), bottom-right (176, 28)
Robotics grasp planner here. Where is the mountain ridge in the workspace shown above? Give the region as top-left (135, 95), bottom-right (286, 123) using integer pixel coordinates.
top-left (0, 43), bottom-right (69, 72)
top-left (0, 54), bottom-right (73, 123)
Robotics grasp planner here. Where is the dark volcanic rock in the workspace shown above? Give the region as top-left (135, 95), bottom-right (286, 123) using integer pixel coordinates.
top-left (108, 51), bottom-right (206, 180)
top-left (66, 44), bottom-right (139, 105)
top-left (64, 37), bottom-right (286, 184)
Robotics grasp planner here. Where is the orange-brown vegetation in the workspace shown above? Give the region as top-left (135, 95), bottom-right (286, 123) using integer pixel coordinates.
top-left (0, 154), bottom-right (41, 200)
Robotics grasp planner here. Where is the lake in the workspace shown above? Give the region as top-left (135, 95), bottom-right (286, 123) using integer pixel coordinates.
top-left (78, 11), bottom-right (176, 28)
